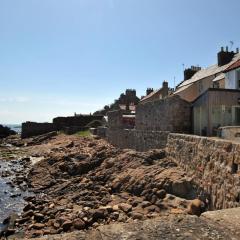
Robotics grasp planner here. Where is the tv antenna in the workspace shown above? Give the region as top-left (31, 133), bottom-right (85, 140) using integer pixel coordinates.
top-left (230, 41), bottom-right (234, 50)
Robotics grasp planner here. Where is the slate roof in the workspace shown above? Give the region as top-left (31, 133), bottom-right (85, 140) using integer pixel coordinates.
top-left (175, 53), bottom-right (240, 94)
top-left (212, 73), bottom-right (225, 82)
top-left (140, 89), bottom-right (161, 102)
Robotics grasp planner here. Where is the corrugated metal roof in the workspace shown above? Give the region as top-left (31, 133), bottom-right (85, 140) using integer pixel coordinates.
top-left (175, 53), bottom-right (240, 93)
top-left (224, 59), bottom-right (240, 72)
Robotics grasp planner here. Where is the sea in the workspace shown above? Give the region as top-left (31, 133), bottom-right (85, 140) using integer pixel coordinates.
top-left (0, 124), bottom-right (25, 231)
top-left (2, 124), bottom-right (22, 134)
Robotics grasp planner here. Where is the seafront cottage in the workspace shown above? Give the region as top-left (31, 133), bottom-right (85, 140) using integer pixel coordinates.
top-left (106, 47), bottom-right (240, 144)
top-left (140, 81), bottom-right (174, 104)
top-left (174, 47), bottom-right (240, 136)
top-left (174, 47), bottom-right (240, 102)
top-left (192, 58), bottom-right (240, 136)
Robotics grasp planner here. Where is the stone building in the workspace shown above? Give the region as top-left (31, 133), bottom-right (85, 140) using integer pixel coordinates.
top-left (136, 95), bottom-right (191, 133)
top-left (172, 47), bottom-right (240, 137)
top-left (94, 89), bottom-right (140, 115)
top-left (192, 58), bottom-right (240, 136)
top-left (106, 95), bottom-right (191, 151)
top-left (106, 47), bottom-right (240, 140)
top-left (174, 47), bottom-right (240, 102)
top-left (140, 81), bottom-right (174, 104)
top-left (224, 58), bottom-right (240, 89)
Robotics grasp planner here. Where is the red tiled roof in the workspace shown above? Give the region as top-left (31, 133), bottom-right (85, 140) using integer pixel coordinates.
top-left (224, 59), bottom-right (240, 72)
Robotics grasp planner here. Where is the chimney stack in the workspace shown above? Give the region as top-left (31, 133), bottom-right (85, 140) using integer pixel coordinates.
top-left (146, 88), bottom-right (154, 96)
top-left (162, 81), bottom-right (168, 88)
top-left (184, 66), bottom-right (201, 81)
top-left (217, 46), bottom-right (235, 66)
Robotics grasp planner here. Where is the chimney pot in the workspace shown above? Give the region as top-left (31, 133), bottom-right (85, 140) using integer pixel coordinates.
top-left (236, 48), bottom-right (239, 54)
top-left (221, 47), bottom-right (224, 52)
top-left (226, 46), bottom-right (229, 52)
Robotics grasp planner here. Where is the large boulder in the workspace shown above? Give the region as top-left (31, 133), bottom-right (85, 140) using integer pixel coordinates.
top-left (0, 125), bottom-right (17, 138)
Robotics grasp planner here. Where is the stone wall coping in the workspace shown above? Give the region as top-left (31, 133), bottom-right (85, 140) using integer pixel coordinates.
top-left (219, 126), bottom-right (240, 129)
top-left (168, 133), bottom-right (240, 146)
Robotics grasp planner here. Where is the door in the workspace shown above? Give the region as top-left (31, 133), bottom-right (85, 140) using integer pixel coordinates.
top-left (235, 107), bottom-right (240, 125)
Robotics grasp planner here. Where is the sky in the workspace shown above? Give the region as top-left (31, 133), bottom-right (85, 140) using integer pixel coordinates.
top-left (0, 0), bottom-right (240, 124)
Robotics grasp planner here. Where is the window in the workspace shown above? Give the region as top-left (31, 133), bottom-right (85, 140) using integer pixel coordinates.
top-left (213, 81), bottom-right (220, 88)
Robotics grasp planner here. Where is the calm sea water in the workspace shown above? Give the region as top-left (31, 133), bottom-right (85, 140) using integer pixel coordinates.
top-left (0, 124), bottom-right (24, 231)
top-left (0, 160), bottom-right (30, 231)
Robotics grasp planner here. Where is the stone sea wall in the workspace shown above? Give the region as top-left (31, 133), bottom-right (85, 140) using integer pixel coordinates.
top-left (21, 115), bottom-right (104, 138)
top-left (21, 122), bottom-right (56, 138)
top-left (167, 133), bottom-right (240, 210)
top-left (53, 115), bottom-right (103, 129)
top-left (107, 129), bottom-right (169, 151)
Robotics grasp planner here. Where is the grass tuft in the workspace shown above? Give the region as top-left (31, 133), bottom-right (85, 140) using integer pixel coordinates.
top-left (75, 130), bottom-right (92, 137)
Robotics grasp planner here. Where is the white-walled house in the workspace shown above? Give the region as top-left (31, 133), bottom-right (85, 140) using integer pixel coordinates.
top-left (225, 59), bottom-right (240, 89)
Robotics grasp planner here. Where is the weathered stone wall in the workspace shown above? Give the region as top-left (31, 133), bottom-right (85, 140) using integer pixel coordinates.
top-left (107, 110), bottom-right (123, 129)
top-left (21, 115), bottom-right (104, 139)
top-left (96, 127), bottom-right (107, 138)
top-left (135, 95), bottom-right (191, 133)
top-left (21, 122), bottom-right (56, 138)
top-left (53, 115), bottom-right (103, 129)
top-left (107, 110), bottom-right (135, 129)
top-left (107, 129), bottom-right (169, 151)
top-left (220, 126), bottom-right (240, 142)
top-left (167, 133), bottom-right (240, 210)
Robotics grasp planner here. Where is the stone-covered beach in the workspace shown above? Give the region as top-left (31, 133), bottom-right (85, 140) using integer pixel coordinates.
top-left (0, 132), bottom-right (240, 239)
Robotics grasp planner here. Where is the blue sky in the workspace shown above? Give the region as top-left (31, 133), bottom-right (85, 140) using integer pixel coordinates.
top-left (0, 0), bottom-right (240, 124)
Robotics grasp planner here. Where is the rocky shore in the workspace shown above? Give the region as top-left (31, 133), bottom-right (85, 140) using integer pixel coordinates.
top-left (0, 133), bottom-right (239, 239)
top-left (0, 125), bottom-right (17, 139)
